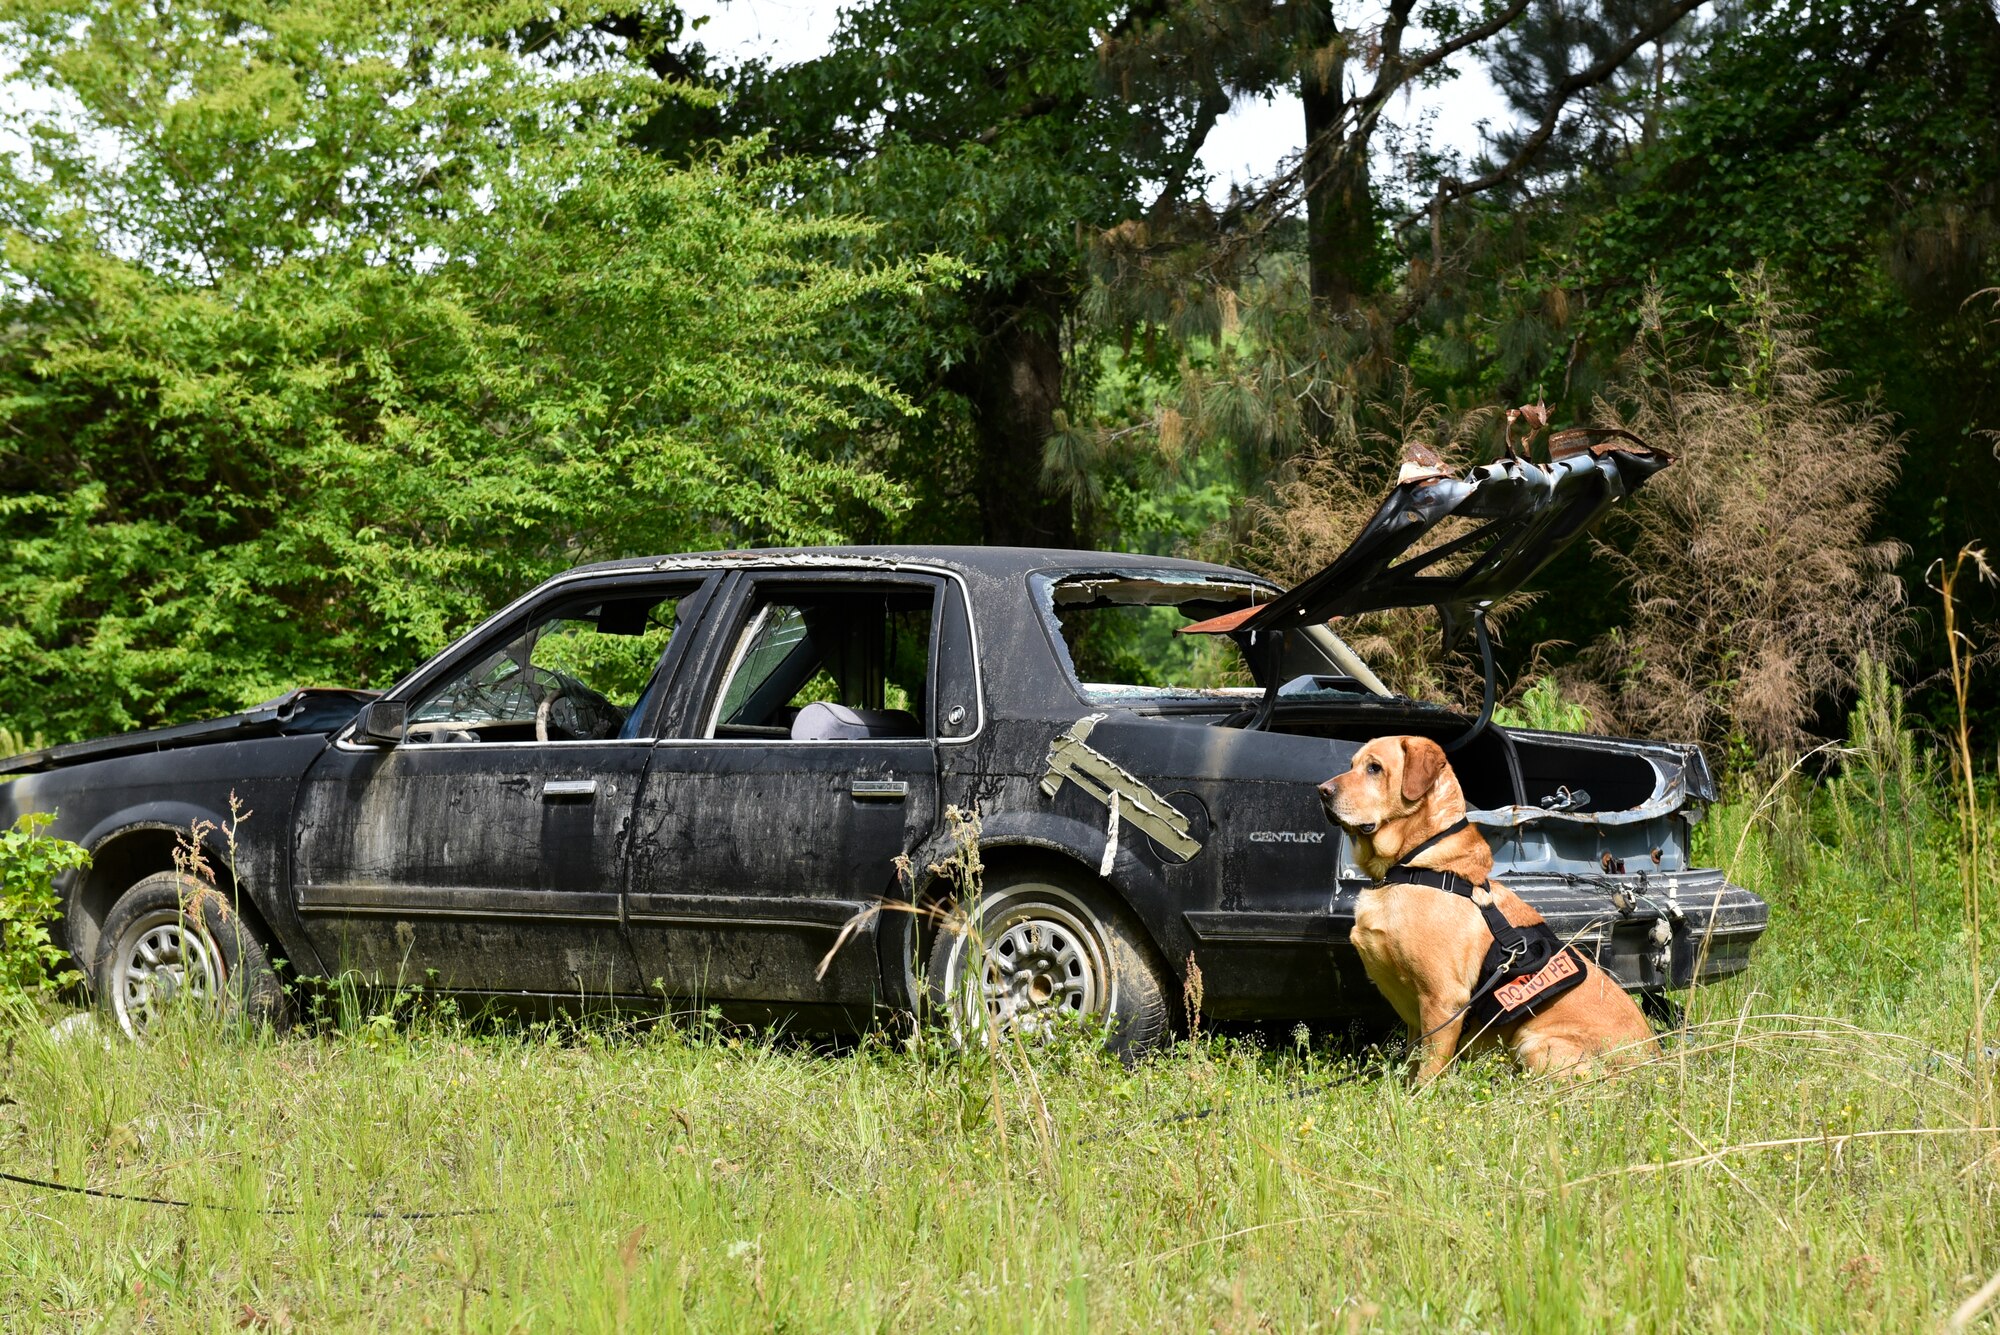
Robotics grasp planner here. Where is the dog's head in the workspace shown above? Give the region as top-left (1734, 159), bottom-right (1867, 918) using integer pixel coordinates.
top-left (1317, 735), bottom-right (1468, 873)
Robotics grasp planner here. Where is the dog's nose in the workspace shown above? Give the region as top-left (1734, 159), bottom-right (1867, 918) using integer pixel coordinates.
top-left (1316, 777), bottom-right (1344, 819)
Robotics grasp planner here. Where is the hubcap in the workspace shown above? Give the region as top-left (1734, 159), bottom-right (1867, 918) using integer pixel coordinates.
top-left (110, 908), bottom-right (222, 1036)
top-left (948, 893), bottom-right (1114, 1041)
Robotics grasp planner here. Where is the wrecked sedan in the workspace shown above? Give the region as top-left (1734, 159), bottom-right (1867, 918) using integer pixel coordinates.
top-left (2, 437), bottom-right (1766, 1050)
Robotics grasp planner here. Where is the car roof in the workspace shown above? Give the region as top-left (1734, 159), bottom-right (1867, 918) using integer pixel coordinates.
top-left (566, 545), bottom-right (1266, 583)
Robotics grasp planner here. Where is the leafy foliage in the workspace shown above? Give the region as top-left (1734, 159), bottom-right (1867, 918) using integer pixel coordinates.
top-left (1403, 0), bottom-right (1999, 742)
top-left (0, 0), bottom-right (1988, 765)
top-left (1491, 675), bottom-right (1594, 733)
top-left (0, 0), bottom-right (942, 742)
top-left (723, 0), bottom-right (1187, 546)
top-left (0, 812), bottom-right (88, 1000)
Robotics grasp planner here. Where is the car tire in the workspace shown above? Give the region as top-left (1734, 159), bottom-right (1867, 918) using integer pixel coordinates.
top-left (925, 867), bottom-right (1173, 1061)
top-left (92, 872), bottom-right (286, 1037)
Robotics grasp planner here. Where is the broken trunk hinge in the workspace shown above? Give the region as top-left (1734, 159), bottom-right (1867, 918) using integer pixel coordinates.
top-left (1444, 609), bottom-right (1496, 755)
top-left (1247, 629), bottom-right (1286, 732)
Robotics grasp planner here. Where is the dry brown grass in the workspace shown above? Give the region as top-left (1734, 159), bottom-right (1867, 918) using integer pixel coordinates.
top-left (1571, 277), bottom-right (1908, 760)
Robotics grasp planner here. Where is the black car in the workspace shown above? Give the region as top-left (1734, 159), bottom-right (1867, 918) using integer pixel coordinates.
top-left (2, 439), bottom-right (1767, 1051)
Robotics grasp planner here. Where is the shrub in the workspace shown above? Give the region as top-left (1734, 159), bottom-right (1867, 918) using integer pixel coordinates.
top-left (1578, 274), bottom-right (1907, 762)
top-left (0, 0), bottom-right (942, 744)
top-left (0, 812), bottom-right (89, 1000)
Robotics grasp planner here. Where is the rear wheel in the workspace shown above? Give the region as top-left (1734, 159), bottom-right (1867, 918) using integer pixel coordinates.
top-left (92, 873), bottom-right (285, 1037)
top-left (926, 868), bottom-right (1172, 1060)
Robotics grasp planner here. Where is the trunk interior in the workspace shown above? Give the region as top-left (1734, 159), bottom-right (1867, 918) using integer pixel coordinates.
top-left (1260, 713), bottom-right (1662, 813)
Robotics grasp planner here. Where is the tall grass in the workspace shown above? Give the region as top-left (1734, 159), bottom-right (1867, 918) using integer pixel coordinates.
top-left (2, 735), bottom-right (1996, 1329)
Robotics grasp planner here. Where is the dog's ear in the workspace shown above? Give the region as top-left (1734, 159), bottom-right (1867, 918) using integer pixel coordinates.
top-left (1399, 736), bottom-right (1446, 804)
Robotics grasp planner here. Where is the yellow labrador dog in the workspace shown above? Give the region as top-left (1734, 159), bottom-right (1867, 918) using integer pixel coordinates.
top-left (1319, 735), bottom-right (1656, 1080)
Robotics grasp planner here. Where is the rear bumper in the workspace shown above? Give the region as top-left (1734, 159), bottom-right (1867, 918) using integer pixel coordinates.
top-left (1502, 869), bottom-right (1768, 992)
top-left (1182, 868), bottom-right (1768, 1021)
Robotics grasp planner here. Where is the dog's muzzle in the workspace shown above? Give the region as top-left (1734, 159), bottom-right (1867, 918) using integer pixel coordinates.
top-left (1316, 779), bottom-right (1373, 835)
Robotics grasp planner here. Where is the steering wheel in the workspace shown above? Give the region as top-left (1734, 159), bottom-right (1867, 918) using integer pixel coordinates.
top-left (519, 666), bottom-right (572, 743)
top-left (523, 667), bottom-right (618, 742)
top-left (535, 686), bottom-right (571, 743)
top-left (459, 660), bottom-right (614, 742)
top-left (453, 660), bottom-right (567, 741)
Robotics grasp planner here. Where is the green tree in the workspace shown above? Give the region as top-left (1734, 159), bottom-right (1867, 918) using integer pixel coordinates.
top-left (702, 0), bottom-right (1703, 550)
top-left (1406, 0), bottom-right (2000, 723)
top-left (0, 0), bottom-right (942, 742)
top-left (724, 0), bottom-right (1181, 546)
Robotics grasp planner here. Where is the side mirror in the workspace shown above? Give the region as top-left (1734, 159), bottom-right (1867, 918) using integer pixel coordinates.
top-left (352, 699), bottom-right (407, 747)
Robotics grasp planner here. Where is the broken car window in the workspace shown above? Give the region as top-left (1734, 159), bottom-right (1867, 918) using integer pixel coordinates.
top-left (407, 590), bottom-right (687, 743)
top-left (1043, 575), bottom-right (1386, 705)
top-left (708, 586), bottom-right (934, 741)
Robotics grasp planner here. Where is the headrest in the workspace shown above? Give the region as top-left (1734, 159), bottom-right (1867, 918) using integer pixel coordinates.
top-left (790, 701), bottom-right (923, 741)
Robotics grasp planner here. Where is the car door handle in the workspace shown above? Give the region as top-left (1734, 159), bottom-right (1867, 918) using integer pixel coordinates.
top-left (850, 780), bottom-right (908, 801)
top-left (542, 779), bottom-right (597, 800)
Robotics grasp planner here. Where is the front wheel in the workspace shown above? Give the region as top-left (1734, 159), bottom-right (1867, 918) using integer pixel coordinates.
top-left (925, 869), bottom-right (1172, 1060)
top-left (92, 873), bottom-right (285, 1037)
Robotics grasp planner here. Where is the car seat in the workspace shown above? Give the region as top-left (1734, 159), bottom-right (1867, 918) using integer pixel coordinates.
top-left (789, 701), bottom-right (923, 741)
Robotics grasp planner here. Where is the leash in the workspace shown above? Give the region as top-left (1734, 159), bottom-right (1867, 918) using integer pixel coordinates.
top-left (1412, 957), bottom-right (1517, 1046)
top-left (1080, 1071), bottom-right (1370, 1145)
top-left (0, 1167), bottom-right (530, 1219)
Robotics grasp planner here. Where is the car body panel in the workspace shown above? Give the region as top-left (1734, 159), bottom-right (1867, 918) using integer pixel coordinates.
top-left (0, 688), bottom-right (378, 778)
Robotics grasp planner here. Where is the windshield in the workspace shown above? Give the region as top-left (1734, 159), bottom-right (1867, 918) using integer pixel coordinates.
top-left (1039, 574), bottom-right (1391, 705)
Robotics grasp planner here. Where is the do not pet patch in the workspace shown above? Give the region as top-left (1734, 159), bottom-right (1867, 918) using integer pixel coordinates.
top-left (1492, 948), bottom-right (1581, 1013)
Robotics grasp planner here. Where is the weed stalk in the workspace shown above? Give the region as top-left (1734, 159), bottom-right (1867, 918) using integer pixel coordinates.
top-left (1934, 546), bottom-right (1994, 1133)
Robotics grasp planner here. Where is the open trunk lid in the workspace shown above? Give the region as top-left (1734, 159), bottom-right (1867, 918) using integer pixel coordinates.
top-left (1229, 432), bottom-right (1670, 642)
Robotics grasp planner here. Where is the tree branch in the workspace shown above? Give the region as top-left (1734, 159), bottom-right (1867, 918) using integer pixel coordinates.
top-left (1232, 0), bottom-right (1541, 236)
top-left (973, 93), bottom-right (1064, 145)
top-left (1150, 85), bottom-right (1234, 215)
top-left (1351, 0), bottom-right (1530, 152)
top-left (1382, 0), bottom-right (1534, 100)
top-left (1400, 0), bottom-right (1712, 225)
top-left (1371, 0), bottom-right (1422, 90)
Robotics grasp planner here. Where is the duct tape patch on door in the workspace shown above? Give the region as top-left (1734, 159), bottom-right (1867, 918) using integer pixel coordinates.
top-left (1040, 714), bottom-right (1203, 875)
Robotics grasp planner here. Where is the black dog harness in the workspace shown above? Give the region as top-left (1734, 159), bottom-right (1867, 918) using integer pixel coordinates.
top-left (1384, 819), bottom-right (1588, 1033)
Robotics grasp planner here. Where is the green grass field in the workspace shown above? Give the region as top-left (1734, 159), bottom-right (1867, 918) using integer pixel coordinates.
top-left (2, 775), bottom-right (1995, 1332)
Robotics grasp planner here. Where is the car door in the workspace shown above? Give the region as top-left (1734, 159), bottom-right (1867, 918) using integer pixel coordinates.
top-left (623, 570), bottom-right (956, 1009)
top-left (291, 574), bottom-right (716, 997)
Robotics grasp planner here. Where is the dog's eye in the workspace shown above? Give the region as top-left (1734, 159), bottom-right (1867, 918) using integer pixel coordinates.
top-left (1365, 761), bottom-right (1382, 775)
